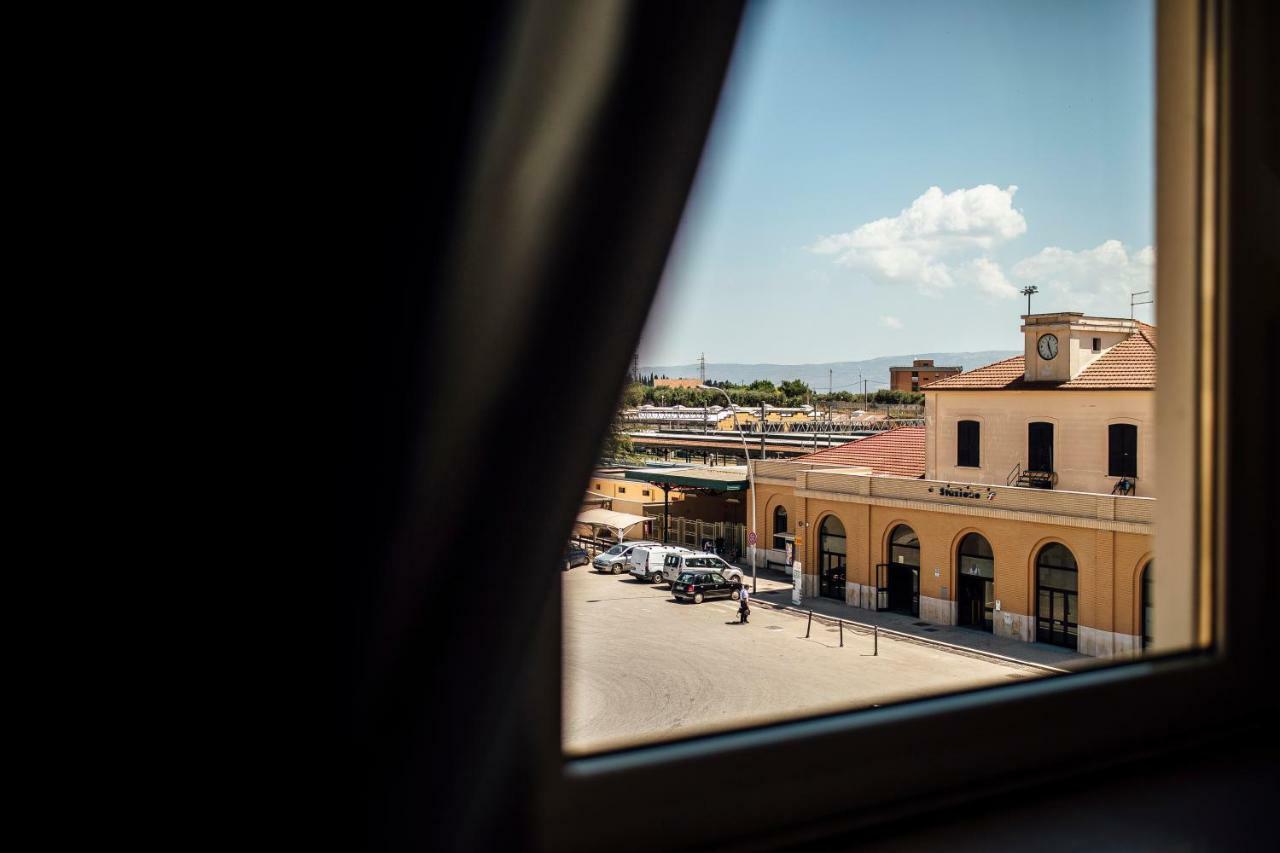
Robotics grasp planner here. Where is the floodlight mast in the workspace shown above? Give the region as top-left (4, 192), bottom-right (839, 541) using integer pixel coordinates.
top-left (1020, 284), bottom-right (1039, 315)
top-left (699, 384), bottom-right (758, 593)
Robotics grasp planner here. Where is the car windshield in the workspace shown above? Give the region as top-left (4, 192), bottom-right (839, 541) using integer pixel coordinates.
top-left (604, 545), bottom-right (625, 556)
top-left (676, 572), bottom-right (702, 584)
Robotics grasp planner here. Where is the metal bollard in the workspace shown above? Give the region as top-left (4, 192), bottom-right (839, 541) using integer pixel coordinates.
top-left (806, 610), bottom-right (812, 638)
top-left (839, 620), bottom-right (843, 648)
top-left (874, 625), bottom-right (878, 656)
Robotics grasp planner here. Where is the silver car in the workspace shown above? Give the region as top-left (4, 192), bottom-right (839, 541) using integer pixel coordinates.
top-left (592, 540), bottom-right (660, 574)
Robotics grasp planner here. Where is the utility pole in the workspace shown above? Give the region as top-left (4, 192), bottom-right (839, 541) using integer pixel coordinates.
top-left (1020, 284), bottom-right (1039, 316)
top-left (759, 401), bottom-right (766, 460)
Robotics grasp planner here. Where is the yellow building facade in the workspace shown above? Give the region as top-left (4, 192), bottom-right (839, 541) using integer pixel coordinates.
top-left (750, 314), bottom-right (1157, 659)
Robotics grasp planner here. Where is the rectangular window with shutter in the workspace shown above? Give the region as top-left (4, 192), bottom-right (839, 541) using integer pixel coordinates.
top-left (957, 420), bottom-right (980, 468)
top-left (1108, 423), bottom-right (1138, 477)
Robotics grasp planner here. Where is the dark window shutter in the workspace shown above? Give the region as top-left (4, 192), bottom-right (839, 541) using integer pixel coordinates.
top-left (958, 420), bottom-right (980, 467)
top-left (1109, 424), bottom-right (1138, 477)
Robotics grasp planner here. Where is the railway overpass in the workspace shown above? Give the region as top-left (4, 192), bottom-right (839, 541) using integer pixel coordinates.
top-left (626, 430), bottom-right (866, 462)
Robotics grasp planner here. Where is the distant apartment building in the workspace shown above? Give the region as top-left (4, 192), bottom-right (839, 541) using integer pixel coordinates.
top-left (889, 359), bottom-right (961, 392)
top-left (653, 377), bottom-right (703, 389)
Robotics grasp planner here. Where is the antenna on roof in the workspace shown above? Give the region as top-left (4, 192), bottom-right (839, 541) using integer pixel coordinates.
top-left (1130, 290), bottom-right (1153, 319)
top-left (1020, 284), bottom-right (1039, 315)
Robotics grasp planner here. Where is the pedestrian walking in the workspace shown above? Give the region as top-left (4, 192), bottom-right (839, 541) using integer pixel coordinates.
top-left (738, 582), bottom-right (751, 624)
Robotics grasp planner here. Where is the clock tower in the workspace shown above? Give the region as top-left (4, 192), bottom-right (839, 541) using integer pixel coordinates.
top-left (1022, 313), bottom-right (1142, 383)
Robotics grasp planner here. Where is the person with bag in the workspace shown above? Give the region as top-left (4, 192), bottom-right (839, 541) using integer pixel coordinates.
top-left (738, 582), bottom-right (751, 624)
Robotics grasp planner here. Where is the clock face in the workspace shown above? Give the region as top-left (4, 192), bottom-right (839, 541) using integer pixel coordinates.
top-left (1037, 333), bottom-right (1059, 360)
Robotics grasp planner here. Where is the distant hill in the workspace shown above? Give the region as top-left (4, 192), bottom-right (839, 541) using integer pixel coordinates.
top-left (639, 351), bottom-right (1019, 392)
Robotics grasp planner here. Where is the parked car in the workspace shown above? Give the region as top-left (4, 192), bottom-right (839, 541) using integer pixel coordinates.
top-left (671, 570), bottom-right (742, 604)
top-left (563, 544), bottom-right (591, 570)
top-left (627, 545), bottom-right (694, 584)
top-left (662, 552), bottom-right (743, 587)
top-left (592, 540), bottom-right (660, 574)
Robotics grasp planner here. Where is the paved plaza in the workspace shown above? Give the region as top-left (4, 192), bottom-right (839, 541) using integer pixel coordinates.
top-left (563, 567), bottom-right (1054, 755)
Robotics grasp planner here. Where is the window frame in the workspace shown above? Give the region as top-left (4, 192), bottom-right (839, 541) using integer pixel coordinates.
top-left (542, 5), bottom-right (1254, 850)
top-left (343, 1), bottom-right (1276, 849)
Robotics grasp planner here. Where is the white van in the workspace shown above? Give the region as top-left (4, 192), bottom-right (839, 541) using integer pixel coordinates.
top-left (627, 545), bottom-right (694, 584)
top-left (592, 540), bottom-right (661, 574)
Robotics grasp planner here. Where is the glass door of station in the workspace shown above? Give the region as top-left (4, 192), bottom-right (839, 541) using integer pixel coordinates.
top-left (957, 533), bottom-right (995, 632)
top-left (1036, 543), bottom-right (1079, 649)
top-left (818, 516), bottom-right (846, 600)
top-left (881, 525), bottom-right (920, 617)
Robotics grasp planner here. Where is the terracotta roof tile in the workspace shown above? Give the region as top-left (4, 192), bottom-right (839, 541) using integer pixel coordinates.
top-left (921, 356), bottom-right (1025, 389)
top-left (924, 327), bottom-right (1156, 391)
top-left (796, 427), bottom-right (925, 478)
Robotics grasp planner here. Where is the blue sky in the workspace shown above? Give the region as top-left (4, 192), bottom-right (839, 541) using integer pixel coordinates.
top-left (640, 0), bottom-right (1154, 367)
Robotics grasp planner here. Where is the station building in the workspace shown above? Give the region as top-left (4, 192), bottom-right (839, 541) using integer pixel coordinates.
top-left (751, 314), bottom-right (1156, 659)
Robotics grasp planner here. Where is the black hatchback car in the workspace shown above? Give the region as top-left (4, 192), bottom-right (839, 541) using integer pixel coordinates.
top-left (671, 570), bottom-right (741, 604)
top-left (563, 544), bottom-right (590, 570)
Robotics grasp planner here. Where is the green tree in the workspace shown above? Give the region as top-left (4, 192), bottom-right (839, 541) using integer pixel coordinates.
top-left (779, 379), bottom-right (811, 405)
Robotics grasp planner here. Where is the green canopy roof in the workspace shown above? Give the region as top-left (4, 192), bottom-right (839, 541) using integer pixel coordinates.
top-left (622, 466), bottom-right (749, 492)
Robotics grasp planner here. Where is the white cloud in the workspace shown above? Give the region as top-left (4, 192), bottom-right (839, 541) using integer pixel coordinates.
top-left (811, 184), bottom-right (1027, 295)
top-left (1011, 240), bottom-right (1155, 312)
top-left (879, 315), bottom-right (903, 329)
top-left (962, 257), bottom-right (1020, 299)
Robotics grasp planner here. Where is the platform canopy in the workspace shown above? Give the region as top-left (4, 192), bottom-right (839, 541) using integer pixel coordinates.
top-left (576, 508), bottom-right (652, 532)
top-left (622, 465), bottom-right (749, 492)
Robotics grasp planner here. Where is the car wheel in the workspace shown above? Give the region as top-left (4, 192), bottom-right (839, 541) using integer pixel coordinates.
top-left (610, 563), bottom-right (621, 574)
top-left (693, 592), bottom-right (704, 604)
top-left (652, 572), bottom-right (664, 585)
top-left (731, 589), bottom-right (740, 601)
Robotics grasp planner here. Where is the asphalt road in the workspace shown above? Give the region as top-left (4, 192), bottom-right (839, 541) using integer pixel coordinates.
top-left (563, 567), bottom-right (1044, 754)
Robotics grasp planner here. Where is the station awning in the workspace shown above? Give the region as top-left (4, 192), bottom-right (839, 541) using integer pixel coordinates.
top-left (576, 508), bottom-right (652, 530)
top-left (622, 466), bottom-right (749, 492)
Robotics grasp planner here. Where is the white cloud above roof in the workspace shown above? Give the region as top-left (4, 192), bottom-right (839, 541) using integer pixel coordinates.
top-left (1011, 240), bottom-right (1154, 311)
top-left (810, 184), bottom-right (1027, 295)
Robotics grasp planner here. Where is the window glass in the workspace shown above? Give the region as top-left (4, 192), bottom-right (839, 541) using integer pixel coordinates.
top-left (564, 0), bottom-right (1171, 756)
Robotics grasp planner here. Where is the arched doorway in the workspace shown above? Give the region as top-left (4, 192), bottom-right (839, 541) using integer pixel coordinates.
top-left (772, 505), bottom-right (788, 550)
top-left (1036, 543), bottom-right (1078, 649)
top-left (818, 515), bottom-right (846, 601)
top-left (956, 532), bottom-right (994, 631)
top-left (1141, 561), bottom-right (1154, 650)
top-left (878, 524), bottom-right (920, 616)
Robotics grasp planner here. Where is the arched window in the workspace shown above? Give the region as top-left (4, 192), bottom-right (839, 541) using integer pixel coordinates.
top-left (1141, 561), bottom-right (1154, 650)
top-left (878, 524), bottom-right (920, 616)
top-left (818, 516), bottom-right (846, 601)
top-left (772, 505), bottom-right (789, 550)
top-left (1036, 543), bottom-right (1078, 649)
top-left (957, 533), bottom-right (994, 632)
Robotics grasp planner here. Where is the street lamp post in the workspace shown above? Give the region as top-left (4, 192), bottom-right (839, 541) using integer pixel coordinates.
top-left (700, 384), bottom-right (758, 593)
